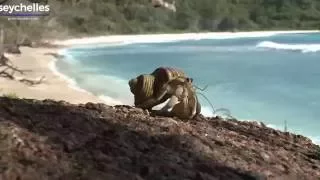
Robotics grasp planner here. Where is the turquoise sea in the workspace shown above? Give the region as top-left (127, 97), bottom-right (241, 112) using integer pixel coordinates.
top-left (56, 32), bottom-right (320, 144)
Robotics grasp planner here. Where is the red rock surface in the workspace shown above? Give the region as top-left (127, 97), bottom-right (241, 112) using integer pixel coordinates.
top-left (0, 97), bottom-right (319, 180)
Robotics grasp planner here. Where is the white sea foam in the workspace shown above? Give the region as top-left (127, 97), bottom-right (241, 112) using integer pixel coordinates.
top-left (201, 106), bottom-right (215, 117)
top-left (50, 55), bottom-right (320, 145)
top-left (52, 30), bottom-right (319, 47)
top-left (266, 123), bottom-right (281, 130)
top-left (265, 123), bottom-right (320, 145)
top-left (48, 55), bottom-right (84, 93)
top-left (98, 95), bottom-right (127, 106)
top-left (48, 50), bottom-right (125, 105)
top-left (49, 60), bottom-right (93, 95)
top-left (51, 30), bottom-right (319, 105)
top-left (311, 136), bottom-right (320, 145)
top-left (200, 112), bottom-right (319, 145)
top-left (50, 31), bottom-right (320, 145)
top-left (257, 41), bottom-right (320, 53)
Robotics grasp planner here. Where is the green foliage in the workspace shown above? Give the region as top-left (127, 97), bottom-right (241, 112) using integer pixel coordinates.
top-left (316, 146), bottom-right (320, 160)
top-left (0, 0), bottom-right (320, 40)
top-left (2, 93), bottom-right (19, 99)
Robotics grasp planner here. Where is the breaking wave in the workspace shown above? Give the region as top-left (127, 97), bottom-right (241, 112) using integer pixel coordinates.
top-left (55, 33), bottom-right (320, 146)
top-left (266, 124), bottom-right (320, 145)
top-left (256, 41), bottom-right (320, 53)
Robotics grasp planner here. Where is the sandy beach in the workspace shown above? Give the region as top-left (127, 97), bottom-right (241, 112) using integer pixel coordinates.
top-left (0, 47), bottom-right (105, 104)
top-left (53, 30), bottom-right (319, 46)
top-left (1, 30), bottom-right (319, 106)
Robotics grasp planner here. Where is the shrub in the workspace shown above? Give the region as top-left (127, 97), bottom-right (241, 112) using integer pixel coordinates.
top-left (2, 93), bottom-right (19, 99)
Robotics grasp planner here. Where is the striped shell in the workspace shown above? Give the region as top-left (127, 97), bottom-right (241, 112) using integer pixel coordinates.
top-left (134, 74), bottom-right (155, 103)
top-left (151, 67), bottom-right (186, 90)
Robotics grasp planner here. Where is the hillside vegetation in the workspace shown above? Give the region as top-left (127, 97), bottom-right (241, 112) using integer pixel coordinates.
top-left (1, 0), bottom-right (320, 42)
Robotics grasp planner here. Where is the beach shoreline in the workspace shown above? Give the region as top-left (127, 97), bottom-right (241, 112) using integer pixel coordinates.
top-left (49, 29), bottom-right (320, 111)
top-left (52, 30), bottom-right (320, 46)
top-left (1, 30), bottom-right (319, 144)
top-left (2, 30), bottom-right (319, 105)
top-left (0, 47), bottom-right (111, 105)
top-left (52, 30), bottom-right (319, 145)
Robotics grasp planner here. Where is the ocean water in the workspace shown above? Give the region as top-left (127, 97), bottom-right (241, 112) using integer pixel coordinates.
top-left (56, 33), bottom-right (320, 144)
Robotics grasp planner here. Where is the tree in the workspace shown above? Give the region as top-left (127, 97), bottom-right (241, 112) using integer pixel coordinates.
top-left (1, 0), bottom-right (320, 38)
top-left (0, 27), bottom-right (45, 86)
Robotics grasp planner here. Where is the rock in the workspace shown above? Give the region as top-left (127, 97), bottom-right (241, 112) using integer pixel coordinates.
top-left (44, 52), bottom-right (65, 59)
top-left (0, 54), bottom-right (9, 63)
top-left (128, 107), bottom-right (144, 114)
top-left (18, 38), bottom-right (33, 47)
top-left (260, 152), bottom-right (271, 162)
top-left (0, 97), bottom-right (318, 179)
top-left (144, 109), bottom-right (150, 116)
top-left (84, 102), bottom-right (111, 113)
top-left (4, 44), bottom-right (21, 54)
top-left (32, 41), bottom-right (63, 48)
top-left (152, 0), bottom-right (176, 12)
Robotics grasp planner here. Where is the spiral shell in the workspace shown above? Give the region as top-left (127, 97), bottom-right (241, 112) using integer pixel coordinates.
top-left (170, 79), bottom-right (201, 119)
top-left (151, 67), bottom-right (186, 90)
top-left (133, 74), bottom-right (155, 103)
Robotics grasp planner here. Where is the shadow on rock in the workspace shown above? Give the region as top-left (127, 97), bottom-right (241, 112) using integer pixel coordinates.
top-left (0, 97), bottom-right (264, 180)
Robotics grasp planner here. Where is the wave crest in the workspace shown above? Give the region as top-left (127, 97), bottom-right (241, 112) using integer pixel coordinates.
top-left (256, 41), bottom-right (320, 53)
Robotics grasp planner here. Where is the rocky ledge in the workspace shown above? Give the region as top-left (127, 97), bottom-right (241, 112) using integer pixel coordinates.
top-left (0, 97), bottom-right (319, 180)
